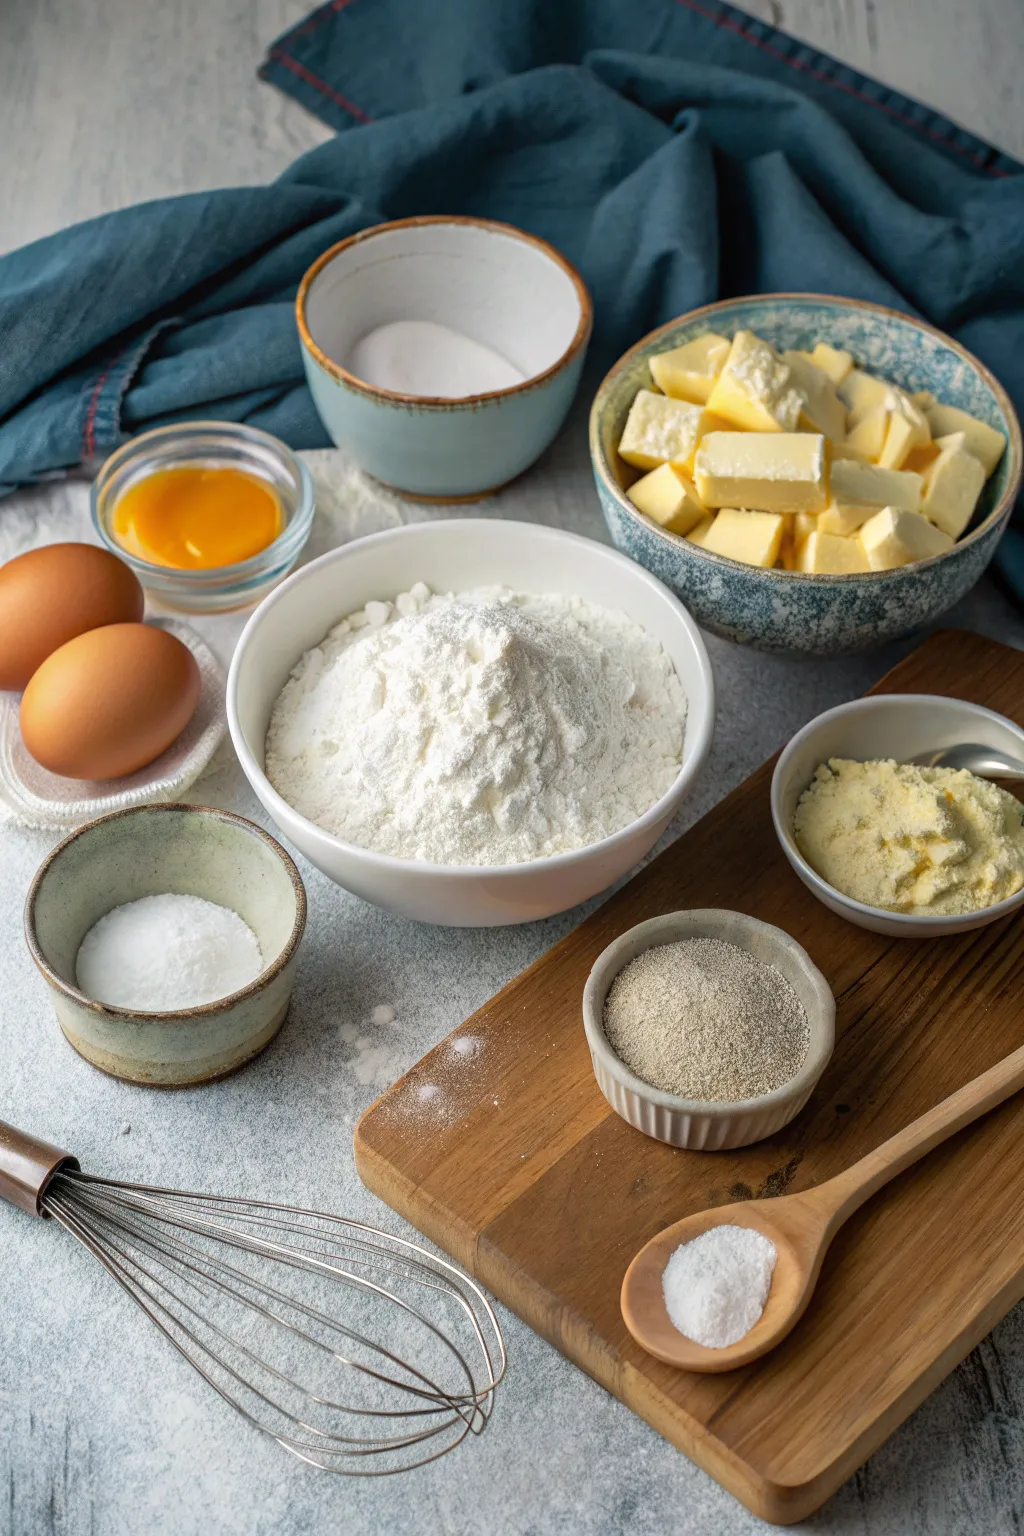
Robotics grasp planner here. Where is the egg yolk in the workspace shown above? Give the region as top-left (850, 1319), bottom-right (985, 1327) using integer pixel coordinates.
top-left (111, 466), bottom-right (283, 570)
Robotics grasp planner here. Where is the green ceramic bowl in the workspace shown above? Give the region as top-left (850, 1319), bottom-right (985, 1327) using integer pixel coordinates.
top-left (590, 294), bottom-right (1022, 655)
top-left (25, 805), bottom-right (306, 1086)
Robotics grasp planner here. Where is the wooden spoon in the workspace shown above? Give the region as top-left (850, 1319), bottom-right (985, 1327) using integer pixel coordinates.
top-left (621, 1039), bottom-right (1024, 1372)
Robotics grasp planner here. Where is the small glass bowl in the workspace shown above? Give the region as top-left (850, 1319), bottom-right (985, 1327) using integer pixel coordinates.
top-left (91, 422), bottom-right (314, 614)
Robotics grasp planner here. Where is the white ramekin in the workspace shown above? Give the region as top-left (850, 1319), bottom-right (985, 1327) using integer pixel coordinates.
top-left (582, 909), bottom-right (835, 1151)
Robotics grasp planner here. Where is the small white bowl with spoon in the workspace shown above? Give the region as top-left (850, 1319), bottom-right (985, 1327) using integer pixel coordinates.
top-left (771, 693), bottom-right (1024, 938)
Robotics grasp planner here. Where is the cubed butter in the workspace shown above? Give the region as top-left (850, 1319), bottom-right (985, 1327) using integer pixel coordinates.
top-left (618, 390), bottom-right (706, 472)
top-left (830, 458), bottom-right (923, 512)
top-left (818, 500), bottom-right (875, 536)
top-left (920, 442), bottom-right (986, 539)
top-left (797, 530), bottom-right (869, 574)
top-left (793, 510), bottom-right (818, 548)
top-left (831, 441), bottom-right (871, 462)
top-left (902, 441), bottom-right (941, 476)
top-left (706, 331), bottom-right (804, 433)
top-left (859, 506), bottom-right (954, 570)
top-left (838, 369), bottom-right (893, 424)
top-left (782, 350), bottom-right (847, 441)
top-left (879, 388), bottom-right (930, 468)
top-left (693, 432), bottom-right (828, 513)
top-left (844, 408), bottom-right (889, 462)
top-left (878, 410), bottom-right (916, 470)
top-left (778, 515), bottom-right (798, 570)
top-left (686, 514), bottom-right (717, 548)
top-left (701, 507), bottom-right (785, 568)
top-left (626, 462), bottom-right (707, 535)
top-left (810, 342), bottom-right (854, 386)
top-left (649, 333), bottom-right (730, 404)
top-left (924, 404), bottom-right (1006, 476)
top-left (912, 389), bottom-right (938, 410)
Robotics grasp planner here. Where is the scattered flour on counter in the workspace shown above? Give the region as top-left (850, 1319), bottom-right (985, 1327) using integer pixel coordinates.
top-left (338, 1020), bottom-right (404, 1089)
top-left (378, 1029), bottom-right (491, 1129)
top-left (662, 1225), bottom-right (777, 1348)
top-left (370, 1004), bottom-right (397, 1026)
top-left (265, 582), bottom-right (687, 866)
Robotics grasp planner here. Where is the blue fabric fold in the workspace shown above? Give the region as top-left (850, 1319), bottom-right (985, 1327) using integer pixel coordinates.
top-left (1, 0), bottom-right (1022, 595)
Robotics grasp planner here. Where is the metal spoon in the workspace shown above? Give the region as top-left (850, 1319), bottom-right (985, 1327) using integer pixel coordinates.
top-left (620, 1040), bottom-right (1024, 1373)
top-left (908, 744), bottom-right (1024, 780)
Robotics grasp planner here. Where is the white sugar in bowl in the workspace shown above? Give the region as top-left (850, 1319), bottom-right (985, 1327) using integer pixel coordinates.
top-left (296, 217), bottom-right (592, 500)
top-left (227, 519), bottom-right (715, 926)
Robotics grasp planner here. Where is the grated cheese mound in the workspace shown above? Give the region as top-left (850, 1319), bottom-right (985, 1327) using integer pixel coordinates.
top-left (794, 758), bottom-right (1024, 916)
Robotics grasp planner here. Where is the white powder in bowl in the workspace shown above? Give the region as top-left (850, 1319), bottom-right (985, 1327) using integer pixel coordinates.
top-left (265, 583), bottom-right (687, 866)
top-left (662, 1225), bottom-right (777, 1348)
top-left (75, 894), bottom-right (262, 1012)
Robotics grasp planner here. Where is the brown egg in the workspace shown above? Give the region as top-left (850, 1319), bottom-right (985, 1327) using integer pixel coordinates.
top-left (20, 623), bottom-right (201, 780)
top-left (0, 543), bottom-right (144, 691)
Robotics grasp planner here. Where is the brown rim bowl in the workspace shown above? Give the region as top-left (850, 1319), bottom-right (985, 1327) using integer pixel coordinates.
top-left (25, 804), bottom-right (307, 1086)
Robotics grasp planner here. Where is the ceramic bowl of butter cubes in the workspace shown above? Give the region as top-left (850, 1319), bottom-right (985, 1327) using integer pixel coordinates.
top-left (771, 693), bottom-right (1024, 937)
top-left (297, 216), bottom-right (592, 500)
top-left (590, 294), bottom-right (1021, 655)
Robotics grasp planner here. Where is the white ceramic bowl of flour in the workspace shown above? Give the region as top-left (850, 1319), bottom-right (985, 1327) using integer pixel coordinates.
top-left (227, 520), bottom-right (715, 926)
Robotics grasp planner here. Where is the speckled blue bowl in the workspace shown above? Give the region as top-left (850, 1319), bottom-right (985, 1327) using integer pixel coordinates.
top-left (590, 295), bottom-right (1022, 655)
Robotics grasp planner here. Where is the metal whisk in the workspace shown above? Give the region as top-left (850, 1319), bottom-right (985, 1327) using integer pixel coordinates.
top-left (0, 1120), bottom-right (505, 1475)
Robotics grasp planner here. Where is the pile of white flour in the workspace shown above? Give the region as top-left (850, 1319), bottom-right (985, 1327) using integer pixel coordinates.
top-left (265, 582), bottom-right (687, 866)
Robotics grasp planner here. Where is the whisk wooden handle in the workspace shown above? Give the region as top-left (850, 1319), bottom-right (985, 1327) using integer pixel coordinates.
top-left (0, 1120), bottom-right (78, 1217)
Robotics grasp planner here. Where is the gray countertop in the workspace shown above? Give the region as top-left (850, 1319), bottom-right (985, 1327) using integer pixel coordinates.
top-left (2, 3), bottom-right (1024, 1532)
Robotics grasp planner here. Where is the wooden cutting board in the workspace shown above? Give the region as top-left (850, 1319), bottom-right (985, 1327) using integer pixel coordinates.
top-left (354, 629), bottom-right (1024, 1525)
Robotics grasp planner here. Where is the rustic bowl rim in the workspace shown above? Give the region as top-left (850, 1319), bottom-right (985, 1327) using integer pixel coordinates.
top-left (582, 908), bottom-right (835, 1120)
top-left (589, 291), bottom-right (1023, 585)
top-left (24, 803), bottom-right (307, 1023)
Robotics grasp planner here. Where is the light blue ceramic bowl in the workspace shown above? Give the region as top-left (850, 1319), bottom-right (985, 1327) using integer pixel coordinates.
top-left (297, 217), bottom-right (592, 501)
top-left (590, 295), bottom-right (1022, 655)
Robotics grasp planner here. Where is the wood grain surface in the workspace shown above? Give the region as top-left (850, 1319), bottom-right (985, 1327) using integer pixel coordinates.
top-left (356, 629), bottom-right (1024, 1525)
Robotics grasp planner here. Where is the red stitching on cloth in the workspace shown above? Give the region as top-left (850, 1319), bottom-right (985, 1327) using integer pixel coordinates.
top-left (273, 0), bottom-right (1012, 177)
top-left (670, 0), bottom-right (1011, 178)
top-left (82, 368), bottom-right (110, 458)
top-left (291, 0), bottom-right (359, 40)
top-left (267, 47), bottom-right (372, 123)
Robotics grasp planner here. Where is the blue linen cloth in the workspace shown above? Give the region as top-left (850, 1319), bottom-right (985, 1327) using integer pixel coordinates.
top-left (2, 0), bottom-right (1023, 593)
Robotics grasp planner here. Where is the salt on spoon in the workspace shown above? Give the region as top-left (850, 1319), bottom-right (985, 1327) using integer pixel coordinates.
top-left (349, 320), bottom-right (525, 399)
top-left (661, 1226), bottom-right (777, 1348)
top-left (76, 893), bottom-right (262, 1012)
